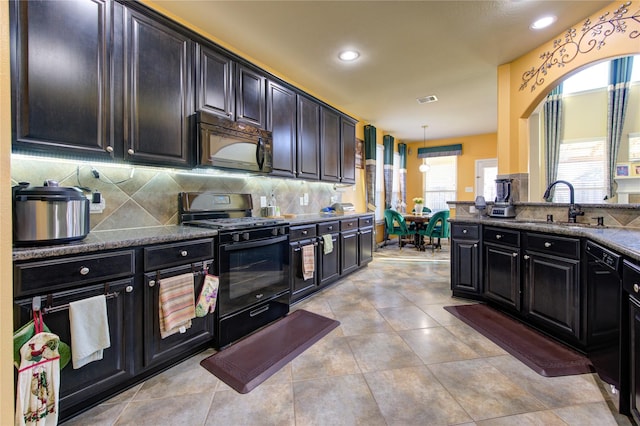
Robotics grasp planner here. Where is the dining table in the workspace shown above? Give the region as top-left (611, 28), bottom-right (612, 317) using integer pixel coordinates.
top-left (402, 213), bottom-right (432, 250)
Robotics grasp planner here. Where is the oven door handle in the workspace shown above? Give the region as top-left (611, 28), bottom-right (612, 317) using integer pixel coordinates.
top-left (222, 234), bottom-right (288, 252)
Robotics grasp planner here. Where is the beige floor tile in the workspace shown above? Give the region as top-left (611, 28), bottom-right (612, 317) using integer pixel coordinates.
top-left (330, 303), bottom-right (395, 336)
top-left (354, 286), bottom-right (414, 309)
top-left (115, 392), bottom-right (213, 425)
top-left (347, 332), bottom-right (424, 373)
top-left (364, 366), bottom-right (472, 425)
top-left (205, 383), bottom-right (294, 426)
top-left (378, 304), bottom-right (441, 331)
top-left (428, 358), bottom-right (547, 421)
top-left (62, 402), bottom-right (127, 426)
top-left (475, 409), bottom-right (567, 425)
top-left (552, 401), bottom-right (620, 425)
top-left (399, 327), bottom-right (480, 364)
top-left (293, 375), bottom-right (385, 425)
top-left (445, 323), bottom-right (508, 357)
top-left (417, 303), bottom-right (466, 326)
top-left (291, 329), bottom-right (361, 380)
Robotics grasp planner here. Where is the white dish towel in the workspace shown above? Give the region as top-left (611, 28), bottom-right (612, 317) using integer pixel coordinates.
top-left (69, 295), bottom-right (111, 369)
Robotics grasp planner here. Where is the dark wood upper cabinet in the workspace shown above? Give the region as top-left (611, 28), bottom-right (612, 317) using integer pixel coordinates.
top-left (341, 118), bottom-right (357, 184)
top-left (196, 44), bottom-right (234, 120)
top-left (297, 95), bottom-right (321, 180)
top-left (267, 80), bottom-right (296, 177)
top-left (320, 107), bottom-right (341, 182)
top-left (10, 0), bottom-right (115, 158)
top-left (236, 65), bottom-right (266, 128)
top-left (123, 7), bottom-right (193, 167)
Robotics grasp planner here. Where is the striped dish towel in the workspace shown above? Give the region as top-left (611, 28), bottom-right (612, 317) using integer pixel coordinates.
top-left (159, 273), bottom-right (196, 339)
top-left (301, 244), bottom-right (315, 281)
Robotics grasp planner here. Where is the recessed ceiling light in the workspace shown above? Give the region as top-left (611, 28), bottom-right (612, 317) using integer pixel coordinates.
top-left (338, 50), bottom-right (360, 61)
top-left (417, 95), bottom-right (438, 104)
top-left (530, 15), bottom-right (556, 30)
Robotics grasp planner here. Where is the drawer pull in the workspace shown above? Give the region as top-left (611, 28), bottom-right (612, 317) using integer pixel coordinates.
top-left (328, 226), bottom-right (333, 230)
top-left (180, 250), bottom-right (188, 257)
top-left (544, 242), bottom-right (552, 248)
top-left (149, 280), bottom-right (156, 287)
top-left (106, 146), bottom-right (114, 153)
top-left (125, 285), bottom-right (133, 293)
top-left (250, 305), bottom-right (269, 317)
top-left (634, 284), bottom-right (639, 294)
top-left (524, 255), bottom-right (530, 260)
top-left (473, 243), bottom-right (477, 248)
top-left (462, 229), bottom-right (468, 234)
top-left (79, 266), bottom-right (90, 276)
top-left (512, 253), bottom-right (518, 257)
top-left (127, 148), bottom-right (134, 155)
top-left (302, 230), bottom-right (308, 235)
top-left (496, 234), bottom-right (502, 239)
top-left (255, 293), bottom-right (264, 299)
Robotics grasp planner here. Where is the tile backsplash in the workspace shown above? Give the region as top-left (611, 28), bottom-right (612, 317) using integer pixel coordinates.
top-left (10, 156), bottom-right (343, 231)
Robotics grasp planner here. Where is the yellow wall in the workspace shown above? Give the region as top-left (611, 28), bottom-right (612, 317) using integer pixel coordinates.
top-left (404, 133), bottom-right (498, 206)
top-left (498, 1), bottom-right (640, 174)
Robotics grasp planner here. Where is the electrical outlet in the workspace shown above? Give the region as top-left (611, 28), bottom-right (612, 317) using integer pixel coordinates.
top-left (90, 198), bottom-right (106, 214)
top-left (260, 196), bottom-right (267, 207)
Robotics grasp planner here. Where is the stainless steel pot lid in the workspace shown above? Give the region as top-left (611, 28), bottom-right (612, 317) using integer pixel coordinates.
top-left (13, 180), bottom-right (87, 201)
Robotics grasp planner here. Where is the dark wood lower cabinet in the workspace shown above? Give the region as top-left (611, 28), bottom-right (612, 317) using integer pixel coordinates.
top-left (341, 230), bottom-right (359, 276)
top-left (14, 279), bottom-right (136, 421)
top-left (358, 226), bottom-right (374, 266)
top-left (484, 244), bottom-right (521, 311)
top-left (450, 223), bottom-right (482, 299)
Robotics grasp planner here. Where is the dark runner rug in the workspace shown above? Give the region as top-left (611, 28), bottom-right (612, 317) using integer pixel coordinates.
top-left (200, 309), bottom-right (340, 393)
top-left (444, 304), bottom-right (595, 377)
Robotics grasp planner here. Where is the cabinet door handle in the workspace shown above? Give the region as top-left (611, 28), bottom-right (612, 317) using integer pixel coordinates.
top-left (149, 280), bottom-right (156, 287)
top-left (328, 226), bottom-right (333, 230)
top-left (302, 230), bottom-right (308, 235)
top-left (462, 229), bottom-right (468, 234)
top-left (544, 242), bottom-right (552, 248)
top-left (634, 283), bottom-right (639, 293)
top-left (496, 234), bottom-right (502, 239)
top-left (106, 146), bottom-right (114, 153)
top-left (473, 243), bottom-right (477, 248)
top-left (523, 255), bottom-right (530, 260)
top-left (512, 253), bottom-right (518, 257)
top-left (79, 266), bottom-right (90, 275)
top-left (125, 285), bottom-right (133, 293)
top-left (127, 148), bottom-right (134, 155)
top-left (180, 250), bottom-right (188, 257)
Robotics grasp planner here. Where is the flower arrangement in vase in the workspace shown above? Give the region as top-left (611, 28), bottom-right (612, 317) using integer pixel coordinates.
top-left (412, 197), bottom-right (424, 215)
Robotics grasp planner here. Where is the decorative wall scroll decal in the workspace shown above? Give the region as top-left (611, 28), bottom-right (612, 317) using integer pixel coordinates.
top-left (520, 2), bottom-right (639, 92)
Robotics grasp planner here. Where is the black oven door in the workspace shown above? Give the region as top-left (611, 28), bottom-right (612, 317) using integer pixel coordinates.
top-left (217, 234), bottom-right (289, 316)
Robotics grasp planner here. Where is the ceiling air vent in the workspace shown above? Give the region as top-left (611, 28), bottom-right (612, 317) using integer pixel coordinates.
top-left (417, 95), bottom-right (438, 104)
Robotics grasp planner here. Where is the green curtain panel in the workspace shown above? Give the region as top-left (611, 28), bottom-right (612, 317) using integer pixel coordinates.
top-left (544, 83), bottom-right (563, 201)
top-left (383, 135), bottom-right (394, 209)
top-left (364, 125), bottom-right (377, 212)
top-left (398, 143), bottom-right (407, 212)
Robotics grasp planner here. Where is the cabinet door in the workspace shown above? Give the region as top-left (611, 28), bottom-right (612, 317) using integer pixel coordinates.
top-left (341, 118), bottom-right (357, 184)
top-left (484, 243), bottom-right (521, 311)
top-left (11, 0), bottom-right (114, 158)
top-left (319, 233), bottom-right (340, 286)
top-left (358, 227), bottom-right (374, 266)
top-left (451, 239), bottom-right (481, 297)
top-left (320, 107), bottom-right (341, 182)
top-left (267, 80), bottom-right (297, 177)
top-left (14, 279), bottom-right (136, 422)
top-left (524, 252), bottom-right (581, 339)
top-left (297, 95), bottom-right (321, 180)
top-left (341, 231), bottom-right (359, 275)
top-left (196, 44), bottom-right (234, 120)
top-left (236, 65), bottom-right (266, 128)
top-left (123, 8), bottom-right (192, 167)
top-left (142, 263), bottom-right (214, 369)
top-left (631, 297), bottom-right (640, 424)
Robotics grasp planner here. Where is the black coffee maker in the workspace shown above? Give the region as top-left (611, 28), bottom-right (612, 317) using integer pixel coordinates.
top-left (489, 178), bottom-right (516, 217)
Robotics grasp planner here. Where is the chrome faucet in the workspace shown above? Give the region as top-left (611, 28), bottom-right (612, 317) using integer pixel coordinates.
top-left (543, 180), bottom-right (585, 223)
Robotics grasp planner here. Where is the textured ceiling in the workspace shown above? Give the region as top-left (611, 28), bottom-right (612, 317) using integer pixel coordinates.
top-left (152, 0), bottom-right (613, 142)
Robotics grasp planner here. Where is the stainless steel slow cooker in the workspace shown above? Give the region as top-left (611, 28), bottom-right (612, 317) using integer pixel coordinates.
top-left (13, 180), bottom-right (90, 245)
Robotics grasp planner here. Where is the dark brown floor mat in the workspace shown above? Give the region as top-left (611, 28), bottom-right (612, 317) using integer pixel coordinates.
top-left (200, 309), bottom-right (340, 393)
top-left (444, 304), bottom-right (595, 377)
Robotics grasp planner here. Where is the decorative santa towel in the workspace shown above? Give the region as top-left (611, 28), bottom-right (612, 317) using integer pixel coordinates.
top-left (15, 313), bottom-right (61, 426)
top-left (195, 275), bottom-right (219, 317)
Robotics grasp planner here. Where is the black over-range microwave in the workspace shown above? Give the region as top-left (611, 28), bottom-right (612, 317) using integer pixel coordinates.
top-left (195, 111), bottom-right (273, 173)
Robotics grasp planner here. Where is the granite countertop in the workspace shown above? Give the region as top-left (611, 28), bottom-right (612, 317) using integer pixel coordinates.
top-left (12, 226), bottom-right (218, 262)
top-left (450, 217), bottom-right (640, 262)
top-left (12, 213), bottom-right (375, 262)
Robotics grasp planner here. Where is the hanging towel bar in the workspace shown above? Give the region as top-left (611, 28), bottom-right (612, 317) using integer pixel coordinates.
top-left (41, 291), bottom-right (120, 314)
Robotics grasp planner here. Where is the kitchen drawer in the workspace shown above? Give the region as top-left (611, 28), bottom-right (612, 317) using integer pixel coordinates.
top-left (318, 221), bottom-right (339, 235)
top-left (484, 226), bottom-right (519, 247)
top-left (340, 218), bottom-right (358, 232)
top-left (290, 225), bottom-right (316, 241)
top-left (14, 250), bottom-right (135, 297)
top-left (451, 223), bottom-right (479, 239)
top-left (144, 238), bottom-right (214, 271)
top-left (623, 259), bottom-right (640, 296)
top-left (524, 232), bottom-right (580, 259)
top-left (358, 215), bottom-right (374, 228)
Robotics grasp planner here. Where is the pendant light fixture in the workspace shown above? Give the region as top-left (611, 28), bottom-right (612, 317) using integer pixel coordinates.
top-left (419, 125), bottom-right (430, 173)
